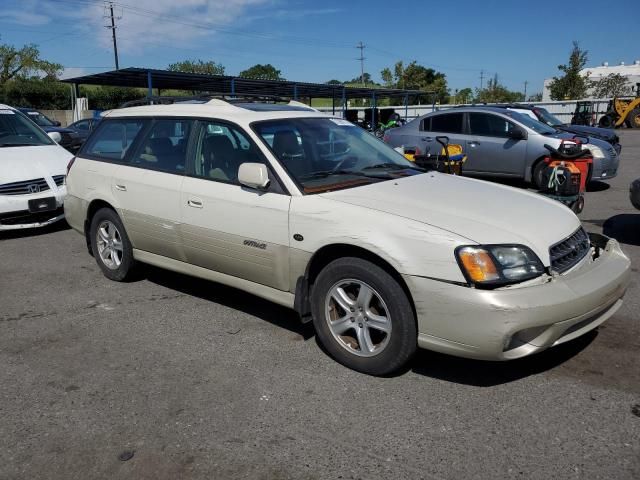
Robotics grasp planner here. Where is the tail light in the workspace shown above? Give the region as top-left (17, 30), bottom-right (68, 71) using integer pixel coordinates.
top-left (67, 156), bottom-right (76, 175)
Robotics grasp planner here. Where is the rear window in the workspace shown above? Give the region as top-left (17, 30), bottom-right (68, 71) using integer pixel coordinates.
top-left (82, 119), bottom-right (147, 161)
top-left (430, 113), bottom-right (464, 134)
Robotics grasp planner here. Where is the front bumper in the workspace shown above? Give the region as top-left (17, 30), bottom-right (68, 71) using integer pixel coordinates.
top-left (405, 236), bottom-right (630, 361)
top-left (0, 186), bottom-right (66, 231)
top-left (591, 154), bottom-right (619, 181)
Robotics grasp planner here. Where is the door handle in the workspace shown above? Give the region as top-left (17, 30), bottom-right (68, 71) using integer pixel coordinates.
top-left (114, 184), bottom-right (127, 191)
top-left (421, 137), bottom-right (433, 142)
top-left (187, 198), bottom-right (203, 208)
top-left (468, 141), bottom-right (481, 147)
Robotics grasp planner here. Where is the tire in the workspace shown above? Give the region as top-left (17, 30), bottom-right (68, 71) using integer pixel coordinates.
top-left (532, 160), bottom-right (547, 189)
top-left (627, 109), bottom-right (640, 129)
top-left (89, 207), bottom-right (136, 281)
top-left (310, 257), bottom-right (417, 376)
top-left (598, 115), bottom-right (614, 128)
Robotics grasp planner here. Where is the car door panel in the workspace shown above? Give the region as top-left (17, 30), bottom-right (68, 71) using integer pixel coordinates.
top-left (466, 113), bottom-right (527, 176)
top-left (180, 120), bottom-right (291, 291)
top-left (180, 179), bottom-right (291, 290)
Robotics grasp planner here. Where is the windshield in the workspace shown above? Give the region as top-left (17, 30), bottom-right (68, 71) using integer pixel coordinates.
top-left (253, 117), bottom-right (422, 194)
top-left (0, 109), bottom-right (54, 147)
top-left (502, 110), bottom-right (557, 135)
top-left (534, 108), bottom-right (563, 127)
top-left (23, 111), bottom-right (56, 127)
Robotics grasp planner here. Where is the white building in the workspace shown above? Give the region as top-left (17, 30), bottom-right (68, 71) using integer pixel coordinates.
top-left (543, 59), bottom-right (640, 101)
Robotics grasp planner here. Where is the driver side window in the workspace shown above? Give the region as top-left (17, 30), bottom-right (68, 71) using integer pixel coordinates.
top-left (190, 121), bottom-right (266, 185)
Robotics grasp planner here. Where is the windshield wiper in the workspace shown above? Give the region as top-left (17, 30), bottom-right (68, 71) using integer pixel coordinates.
top-left (299, 169), bottom-right (367, 180)
top-left (0, 143), bottom-right (40, 147)
top-left (362, 162), bottom-right (423, 171)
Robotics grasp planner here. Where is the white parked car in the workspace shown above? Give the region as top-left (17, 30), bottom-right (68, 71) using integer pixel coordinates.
top-left (0, 104), bottom-right (72, 230)
top-left (64, 100), bottom-right (631, 375)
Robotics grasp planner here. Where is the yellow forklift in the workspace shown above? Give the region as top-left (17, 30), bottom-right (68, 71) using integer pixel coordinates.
top-left (597, 83), bottom-right (640, 128)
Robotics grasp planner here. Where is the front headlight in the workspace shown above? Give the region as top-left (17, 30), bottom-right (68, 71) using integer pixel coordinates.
top-left (587, 145), bottom-right (605, 158)
top-left (455, 245), bottom-right (545, 288)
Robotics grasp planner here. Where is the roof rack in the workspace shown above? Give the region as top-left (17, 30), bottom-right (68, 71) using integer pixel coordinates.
top-left (119, 94), bottom-right (315, 109)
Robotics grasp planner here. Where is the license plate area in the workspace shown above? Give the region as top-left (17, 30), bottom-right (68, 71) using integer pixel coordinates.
top-left (28, 197), bottom-right (56, 213)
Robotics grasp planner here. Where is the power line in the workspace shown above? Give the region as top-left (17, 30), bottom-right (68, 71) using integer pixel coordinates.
top-left (356, 41), bottom-right (366, 86)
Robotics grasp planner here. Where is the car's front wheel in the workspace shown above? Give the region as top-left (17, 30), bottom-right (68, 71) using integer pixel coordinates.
top-left (90, 208), bottom-right (136, 281)
top-left (311, 257), bottom-right (417, 375)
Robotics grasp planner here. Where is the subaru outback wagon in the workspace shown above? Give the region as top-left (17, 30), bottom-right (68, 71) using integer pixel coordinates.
top-left (64, 99), bottom-right (630, 375)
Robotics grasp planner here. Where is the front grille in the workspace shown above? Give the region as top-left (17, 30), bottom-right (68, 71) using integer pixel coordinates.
top-left (549, 228), bottom-right (590, 274)
top-left (0, 178), bottom-right (50, 196)
top-left (52, 175), bottom-right (65, 187)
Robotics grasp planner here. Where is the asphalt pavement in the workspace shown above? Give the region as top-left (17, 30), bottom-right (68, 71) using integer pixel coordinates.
top-left (1, 131), bottom-right (639, 479)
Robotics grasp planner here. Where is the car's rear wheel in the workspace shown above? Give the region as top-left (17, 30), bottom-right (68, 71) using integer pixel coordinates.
top-left (90, 208), bottom-right (136, 281)
top-left (311, 257), bottom-right (417, 375)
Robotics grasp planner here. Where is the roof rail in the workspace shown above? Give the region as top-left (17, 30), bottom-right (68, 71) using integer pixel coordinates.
top-left (119, 93), bottom-right (306, 109)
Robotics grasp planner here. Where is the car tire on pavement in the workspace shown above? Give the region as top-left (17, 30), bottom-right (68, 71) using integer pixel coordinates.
top-left (90, 207), bottom-right (136, 281)
top-left (311, 257), bottom-right (417, 376)
top-left (532, 160), bottom-right (547, 189)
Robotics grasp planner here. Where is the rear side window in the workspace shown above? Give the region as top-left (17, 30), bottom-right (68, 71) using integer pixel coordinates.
top-left (430, 113), bottom-right (463, 134)
top-left (420, 117), bottom-right (431, 131)
top-left (83, 119), bottom-right (146, 161)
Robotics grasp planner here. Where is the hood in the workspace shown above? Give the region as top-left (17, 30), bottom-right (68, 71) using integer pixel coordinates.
top-left (0, 145), bottom-right (72, 184)
top-left (320, 173), bottom-right (581, 265)
top-left (556, 124), bottom-right (617, 143)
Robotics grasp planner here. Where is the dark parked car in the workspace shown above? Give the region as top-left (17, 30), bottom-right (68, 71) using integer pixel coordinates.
top-left (496, 104), bottom-right (621, 154)
top-left (18, 108), bottom-right (82, 153)
top-left (67, 117), bottom-right (101, 143)
top-left (631, 179), bottom-right (640, 210)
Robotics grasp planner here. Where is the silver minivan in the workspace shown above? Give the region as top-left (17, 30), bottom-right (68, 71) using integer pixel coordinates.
top-left (384, 107), bottom-right (620, 187)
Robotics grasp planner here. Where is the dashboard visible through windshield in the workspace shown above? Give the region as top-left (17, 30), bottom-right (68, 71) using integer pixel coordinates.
top-left (252, 117), bottom-right (423, 194)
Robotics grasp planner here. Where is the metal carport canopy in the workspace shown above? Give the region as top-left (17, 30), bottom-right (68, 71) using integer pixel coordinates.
top-left (60, 67), bottom-right (425, 100)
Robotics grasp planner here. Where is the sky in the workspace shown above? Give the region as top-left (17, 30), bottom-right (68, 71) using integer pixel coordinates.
top-left (1, 0), bottom-right (639, 95)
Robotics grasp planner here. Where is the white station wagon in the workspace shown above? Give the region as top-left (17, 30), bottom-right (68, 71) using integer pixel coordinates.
top-left (64, 99), bottom-right (630, 375)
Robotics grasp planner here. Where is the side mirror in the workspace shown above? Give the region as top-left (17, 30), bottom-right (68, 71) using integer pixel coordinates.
top-left (238, 163), bottom-right (270, 190)
top-left (508, 128), bottom-right (527, 140)
top-left (47, 131), bottom-right (62, 143)
top-left (53, 120), bottom-right (61, 127)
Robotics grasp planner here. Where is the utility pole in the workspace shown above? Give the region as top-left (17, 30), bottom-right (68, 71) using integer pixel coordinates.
top-left (105, 2), bottom-right (120, 70)
top-left (356, 41), bottom-right (366, 87)
top-left (523, 80), bottom-right (528, 101)
top-left (479, 69), bottom-right (485, 90)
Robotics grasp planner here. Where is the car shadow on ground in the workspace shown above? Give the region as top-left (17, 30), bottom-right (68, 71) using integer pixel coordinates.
top-left (0, 220), bottom-right (70, 241)
top-left (586, 181), bottom-right (610, 192)
top-left (602, 214), bottom-right (640, 246)
top-left (141, 264), bottom-right (315, 340)
top-left (409, 330), bottom-right (597, 386)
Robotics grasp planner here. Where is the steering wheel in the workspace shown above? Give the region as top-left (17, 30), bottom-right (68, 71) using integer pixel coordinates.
top-left (330, 155), bottom-right (358, 173)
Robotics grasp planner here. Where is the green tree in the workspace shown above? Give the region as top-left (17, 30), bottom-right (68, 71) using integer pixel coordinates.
top-left (456, 88), bottom-right (473, 104)
top-left (591, 73), bottom-right (631, 98)
top-left (474, 74), bottom-right (524, 103)
top-left (380, 61), bottom-right (448, 102)
top-left (548, 41), bottom-right (590, 100)
top-left (0, 42), bottom-right (62, 85)
top-left (167, 59), bottom-right (225, 75)
top-left (348, 72), bottom-right (373, 85)
top-left (326, 79), bottom-right (342, 85)
top-left (239, 63), bottom-right (283, 80)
